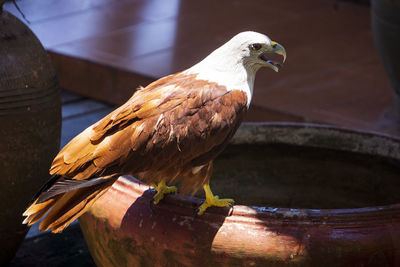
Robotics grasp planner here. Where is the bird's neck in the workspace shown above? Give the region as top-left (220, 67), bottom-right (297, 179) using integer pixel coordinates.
top-left (185, 49), bottom-right (258, 108)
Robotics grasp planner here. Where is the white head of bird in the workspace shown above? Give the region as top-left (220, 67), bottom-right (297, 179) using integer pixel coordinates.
top-left (186, 31), bottom-right (286, 107)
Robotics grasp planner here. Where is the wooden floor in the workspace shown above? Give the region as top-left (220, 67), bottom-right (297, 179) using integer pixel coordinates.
top-left (60, 90), bottom-right (115, 147)
top-left (4, 0), bottom-right (399, 136)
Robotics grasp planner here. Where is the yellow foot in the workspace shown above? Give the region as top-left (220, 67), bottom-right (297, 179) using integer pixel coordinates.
top-left (197, 183), bottom-right (234, 215)
top-left (151, 181), bottom-right (177, 205)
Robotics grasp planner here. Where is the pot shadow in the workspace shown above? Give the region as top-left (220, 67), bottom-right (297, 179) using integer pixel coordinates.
top-left (119, 186), bottom-right (232, 266)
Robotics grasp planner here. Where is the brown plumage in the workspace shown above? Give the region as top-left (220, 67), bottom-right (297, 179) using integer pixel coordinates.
top-left (23, 73), bottom-right (247, 233)
top-left (22, 31), bottom-right (286, 233)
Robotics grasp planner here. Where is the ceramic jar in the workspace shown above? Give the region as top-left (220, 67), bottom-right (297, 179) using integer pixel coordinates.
top-left (0, 8), bottom-right (61, 265)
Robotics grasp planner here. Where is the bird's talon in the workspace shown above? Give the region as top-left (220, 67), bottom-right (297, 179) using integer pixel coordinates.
top-left (196, 184), bottom-right (235, 215)
top-left (196, 198), bottom-right (234, 215)
top-left (196, 203), bottom-right (209, 216)
top-left (152, 196), bottom-right (161, 205)
top-left (150, 182), bottom-right (177, 206)
top-left (228, 205), bottom-right (234, 216)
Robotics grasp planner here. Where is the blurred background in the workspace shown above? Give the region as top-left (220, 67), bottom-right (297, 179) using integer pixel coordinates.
top-left (2, 0), bottom-right (399, 265)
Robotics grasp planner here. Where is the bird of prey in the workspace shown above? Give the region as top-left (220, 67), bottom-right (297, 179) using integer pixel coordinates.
top-left (23, 31), bottom-right (286, 233)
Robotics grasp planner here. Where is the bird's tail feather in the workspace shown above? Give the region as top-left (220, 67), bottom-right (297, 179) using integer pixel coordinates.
top-left (23, 175), bottom-right (118, 233)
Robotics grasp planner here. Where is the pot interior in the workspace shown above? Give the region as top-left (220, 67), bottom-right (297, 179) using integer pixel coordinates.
top-left (194, 143), bottom-right (400, 209)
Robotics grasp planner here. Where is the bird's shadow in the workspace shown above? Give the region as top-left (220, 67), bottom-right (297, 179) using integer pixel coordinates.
top-left (118, 186), bottom-right (232, 266)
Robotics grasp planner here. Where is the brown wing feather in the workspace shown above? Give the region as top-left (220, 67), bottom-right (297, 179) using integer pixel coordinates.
top-left (49, 73), bottom-right (247, 191)
top-left (39, 176), bottom-right (117, 233)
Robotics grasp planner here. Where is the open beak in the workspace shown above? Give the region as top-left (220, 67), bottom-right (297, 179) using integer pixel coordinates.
top-left (259, 41), bottom-right (286, 72)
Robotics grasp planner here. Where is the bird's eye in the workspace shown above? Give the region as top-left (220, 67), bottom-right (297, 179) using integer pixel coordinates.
top-left (250, 43), bottom-right (262, 51)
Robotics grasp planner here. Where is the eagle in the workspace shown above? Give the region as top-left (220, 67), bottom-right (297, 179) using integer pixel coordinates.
top-left (23, 31), bottom-right (286, 233)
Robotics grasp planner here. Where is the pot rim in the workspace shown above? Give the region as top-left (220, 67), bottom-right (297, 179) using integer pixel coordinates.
top-left (240, 121), bottom-right (400, 142)
top-left (108, 122), bottom-right (400, 225)
top-left (113, 175), bottom-right (400, 226)
top-left (234, 122), bottom-right (400, 161)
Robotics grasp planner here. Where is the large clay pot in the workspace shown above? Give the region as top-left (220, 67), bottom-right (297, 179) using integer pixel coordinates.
top-left (371, 0), bottom-right (400, 116)
top-left (0, 7), bottom-right (61, 265)
top-left (79, 122), bottom-right (400, 266)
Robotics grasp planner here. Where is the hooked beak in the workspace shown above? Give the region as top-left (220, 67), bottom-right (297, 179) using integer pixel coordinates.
top-left (259, 41), bottom-right (286, 72)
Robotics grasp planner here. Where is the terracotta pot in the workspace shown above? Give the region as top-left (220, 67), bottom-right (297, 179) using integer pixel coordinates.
top-left (371, 0), bottom-right (400, 116)
top-left (79, 122), bottom-right (400, 266)
top-left (0, 8), bottom-right (61, 265)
